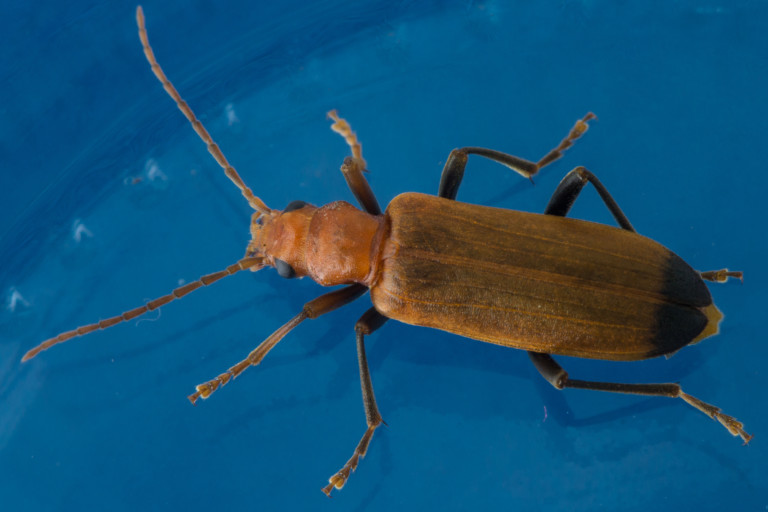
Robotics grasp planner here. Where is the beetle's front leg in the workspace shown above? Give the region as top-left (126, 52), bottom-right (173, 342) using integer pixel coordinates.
top-left (323, 307), bottom-right (388, 496)
top-left (528, 351), bottom-right (752, 443)
top-left (327, 110), bottom-right (382, 215)
top-left (188, 284), bottom-right (367, 404)
top-left (438, 112), bottom-right (595, 200)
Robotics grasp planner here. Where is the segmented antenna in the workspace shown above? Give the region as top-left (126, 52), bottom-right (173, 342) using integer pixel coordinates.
top-left (22, 257), bottom-right (263, 362)
top-left (136, 6), bottom-right (271, 215)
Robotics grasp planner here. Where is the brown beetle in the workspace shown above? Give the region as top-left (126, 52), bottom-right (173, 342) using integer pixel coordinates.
top-left (22, 6), bottom-right (749, 496)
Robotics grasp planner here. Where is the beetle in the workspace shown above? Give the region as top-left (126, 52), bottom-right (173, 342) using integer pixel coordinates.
top-left (22, 6), bottom-right (749, 496)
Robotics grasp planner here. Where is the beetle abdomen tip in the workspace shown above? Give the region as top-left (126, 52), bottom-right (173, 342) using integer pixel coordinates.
top-left (690, 303), bottom-right (723, 345)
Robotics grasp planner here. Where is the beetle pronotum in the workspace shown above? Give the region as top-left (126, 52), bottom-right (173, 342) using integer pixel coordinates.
top-left (23, 6), bottom-right (750, 496)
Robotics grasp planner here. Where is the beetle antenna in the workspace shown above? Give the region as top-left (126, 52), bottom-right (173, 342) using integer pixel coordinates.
top-left (136, 6), bottom-right (271, 216)
top-left (21, 257), bottom-right (264, 362)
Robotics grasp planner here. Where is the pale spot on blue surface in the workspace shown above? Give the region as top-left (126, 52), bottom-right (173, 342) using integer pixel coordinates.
top-left (225, 103), bottom-right (240, 127)
top-left (72, 219), bottom-right (93, 242)
top-left (6, 287), bottom-right (30, 312)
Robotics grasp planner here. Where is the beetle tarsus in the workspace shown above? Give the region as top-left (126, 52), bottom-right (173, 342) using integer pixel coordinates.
top-left (188, 371), bottom-right (234, 404)
top-left (327, 110), bottom-right (366, 168)
top-left (322, 425), bottom-right (379, 497)
top-left (680, 392), bottom-right (752, 444)
top-left (189, 363), bottom-right (247, 404)
top-left (716, 413), bottom-right (752, 444)
top-left (700, 268), bottom-right (744, 283)
top-left (535, 112), bottom-right (596, 169)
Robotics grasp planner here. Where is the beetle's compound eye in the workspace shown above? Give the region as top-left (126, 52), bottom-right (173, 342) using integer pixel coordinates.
top-left (284, 200), bottom-right (309, 212)
top-left (274, 258), bottom-right (297, 279)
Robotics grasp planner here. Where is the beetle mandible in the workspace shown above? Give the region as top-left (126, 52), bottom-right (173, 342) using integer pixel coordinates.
top-left (22, 6), bottom-right (750, 496)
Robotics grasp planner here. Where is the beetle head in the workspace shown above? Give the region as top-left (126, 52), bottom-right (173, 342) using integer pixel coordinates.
top-left (246, 200), bottom-right (318, 279)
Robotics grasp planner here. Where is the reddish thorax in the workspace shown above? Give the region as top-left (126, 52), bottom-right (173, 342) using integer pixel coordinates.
top-left (249, 201), bottom-right (386, 287)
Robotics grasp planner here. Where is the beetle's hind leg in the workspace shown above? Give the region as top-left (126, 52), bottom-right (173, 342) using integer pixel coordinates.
top-left (700, 269), bottom-right (743, 283)
top-left (438, 112), bottom-right (595, 200)
top-left (528, 352), bottom-right (752, 443)
top-left (323, 308), bottom-right (388, 496)
top-left (534, 178), bottom-right (750, 443)
top-left (544, 166), bottom-right (634, 231)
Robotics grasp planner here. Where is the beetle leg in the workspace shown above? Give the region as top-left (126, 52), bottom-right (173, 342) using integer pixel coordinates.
top-left (534, 169), bottom-right (750, 441)
top-left (528, 352), bottom-right (752, 443)
top-left (544, 166), bottom-right (634, 231)
top-left (438, 112), bottom-right (596, 200)
top-left (323, 308), bottom-right (388, 496)
top-left (327, 110), bottom-right (382, 215)
top-left (700, 269), bottom-right (743, 283)
top-left (188, 284), bottom-right (367, 404)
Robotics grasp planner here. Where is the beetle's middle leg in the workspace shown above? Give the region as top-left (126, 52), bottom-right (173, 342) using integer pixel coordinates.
top-left (323, 308), bottom-right (389, 496)
top-left (323, 307), bottom-right (388, 496)
top-left (327, 110), bottom-right (382, 215)
top-left (438, 112), bottom-right (595, 200)
top-left (528, 352), bottom-right (751, 443)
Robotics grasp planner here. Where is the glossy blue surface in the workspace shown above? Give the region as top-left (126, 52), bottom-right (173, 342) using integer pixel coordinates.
top-left (2, 1), bottom-right (766, 510)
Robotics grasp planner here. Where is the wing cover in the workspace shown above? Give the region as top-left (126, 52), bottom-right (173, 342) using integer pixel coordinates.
top-left (371, 193), bottom-right (712, 361)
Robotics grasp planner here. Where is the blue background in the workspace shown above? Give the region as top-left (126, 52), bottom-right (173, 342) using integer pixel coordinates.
top-left (2, 1), bottom-right (766, 510)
